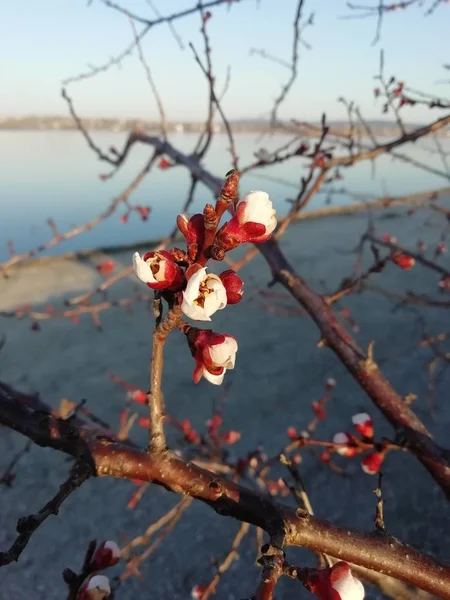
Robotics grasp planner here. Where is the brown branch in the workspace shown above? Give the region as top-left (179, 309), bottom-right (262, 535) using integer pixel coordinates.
top-left (121, 497), bottom-right (192, 581)
top-left (202, 522), bottom-right (250, 599)
top-left (121, 497), bottom-right (193, 558)
top-left (227, 185), bottom-right (450, 273)
top-left (148, 306), bottom-right (183, 453)
top-left (189, 41), bottom-right (238, 169)
top-left (270, 0), bottom-right (307, 126)
top-left (99, 0), bottom-right (244, 27)
top-left (1, 387), bottom-right (450, 596)
top-left (62, 0), bottom-right (246, 85)
top-left (257, 237), bottom-right (450, 498)
top-left (328, 112), bottom-right (450, 168)
top-left (65, 114), bottom-right (450, 498)
top-left (366, 233), bottom-right (450, 279)
top-left (294, 120), bottom-right (450, 180)
top-left (252, 548), bottom-right (285, 600)
top-left (0, 462), bottom-right (91, 566)
top-left (129, 17), bottom-right (167, 138)
top-left (0, 294), bottom-right (151, 325)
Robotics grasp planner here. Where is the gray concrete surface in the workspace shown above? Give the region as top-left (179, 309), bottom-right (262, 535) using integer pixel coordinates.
top-left (0, 209), bottom-right (449, 599)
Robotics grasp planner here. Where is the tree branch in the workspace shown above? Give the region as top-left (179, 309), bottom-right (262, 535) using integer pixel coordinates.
top-left (1, 386), bottom-right (449, 597)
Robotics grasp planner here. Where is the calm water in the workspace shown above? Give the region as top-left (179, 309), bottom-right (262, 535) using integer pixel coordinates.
top-left (1, 130), bottom-right (449, 261)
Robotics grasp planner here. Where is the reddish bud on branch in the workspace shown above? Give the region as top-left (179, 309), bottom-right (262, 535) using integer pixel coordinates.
top-left (219, 269), bottom-right (244, 304)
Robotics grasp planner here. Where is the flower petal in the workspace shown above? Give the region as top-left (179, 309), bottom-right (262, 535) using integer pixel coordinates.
top-left (202, 367), bottom-right (226, 385)
top-left (181, 295), bottom-right (211, 321)
top-left (133, 252), bottom-right (157, 284)
top-left (209, 336), bottom-right (238, 369)
top-left (184, 267), bottom-right (208, 304)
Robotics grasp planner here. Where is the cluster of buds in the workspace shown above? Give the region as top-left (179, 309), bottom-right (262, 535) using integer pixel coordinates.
top-left (133, 171), bottom-right (277, 385)
top-left (303, 561), bottom-right (364, 600)
top-left (75, 541), bottom-right (120, 599)
top-left (206, 413), bottom-right (240, 445)
top-left (333, 413), bottom-right (387, 475)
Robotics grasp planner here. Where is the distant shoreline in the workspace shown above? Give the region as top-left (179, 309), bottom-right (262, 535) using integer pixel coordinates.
top-left (1, 116), bottom-right (447, 137)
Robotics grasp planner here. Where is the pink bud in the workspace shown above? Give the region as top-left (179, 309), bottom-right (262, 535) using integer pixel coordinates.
top-left (287, 426), bottom-right (297, 440)
top-left (312, 401), bottom-right (326, 420)
top-left (77, 574), bottom-right (111, 600)
top-left (138, 417), bottom-right (151, 428)
top-left (90, 541), bottom-right (121, 570)
top-left (351, 412), bottom-right (374, 439)
top-left (307, 561), bottom-right (364, 599)
top-left (333, 432), bottom-right (358, 457)
top-left (220, 430), bottom-right (241, 444)
top-left (219, 270), bottom-right (244, 304)
top-left (129, 389), bottom-right (148, 404)
top-left (185, 428), bottom-right (198, 443)
top-left (439, 275), bottom-right (450, 291)
top-left (177, 213), bottom-right (206, 261)
top-left (191, 584), bottom-right (208, 599)
top-left (158, 157), bottom-right (173, 169)
top-left (136, 205), bottom-right (151, 221)
top-left (392, 253), bottom-right (415, 270)
top-left (382, 233), bottom-right (397, 244)
top-left (206, 414), bottom-right (222, 430)
top-left (436, 241), bottom-right (447, 255)
top-left (361, 451), bottom-right (385, 475)
top-left (96, 260), bottom-right (115, 276)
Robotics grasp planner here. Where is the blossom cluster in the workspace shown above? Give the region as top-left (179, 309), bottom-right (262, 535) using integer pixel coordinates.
top-left (333, 413), bottom-right (387, 475)
top-left (132, 173), bottom-right (277, 385)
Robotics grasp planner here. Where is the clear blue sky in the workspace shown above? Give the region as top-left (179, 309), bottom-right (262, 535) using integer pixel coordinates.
top-left (1, 0), bottom-right (448, 122)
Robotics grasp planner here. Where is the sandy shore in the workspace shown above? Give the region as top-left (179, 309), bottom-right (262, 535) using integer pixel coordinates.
top-left (1, 208), bottom-right (449, 599)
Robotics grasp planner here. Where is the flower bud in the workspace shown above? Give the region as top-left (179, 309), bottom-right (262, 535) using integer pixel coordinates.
top-left (77, 575), bottom-right (111, 600)
top-left (333, 432), bottom-right (359, 457)
top-left (177, 213), bottom-right (205, 262)
top-left (219, 270), bottom-right (244, 304)
top-left (306, 561), bottom-right (364, 600)
top-left (187, 329), bottom-right (238, 385)
top-left (351, 413), bottom-right (374, 439)
top-left (392, 252), bottom-right (415, 270)
top-left (90, 541), bottom-right (120, 570)
top-left (133, 250), bottom-right (185, 290)
top-left (361, 451), bottom-right (385, 475)
top-left (212, 191), bottom-right (277, 253)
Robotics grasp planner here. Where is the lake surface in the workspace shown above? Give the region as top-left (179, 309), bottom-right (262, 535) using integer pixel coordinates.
top-left (1, 130), bottom-right (449, 261)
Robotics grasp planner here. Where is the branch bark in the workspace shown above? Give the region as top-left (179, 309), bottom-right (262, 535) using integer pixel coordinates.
top-left (1, 387), bottom-right (449, 597)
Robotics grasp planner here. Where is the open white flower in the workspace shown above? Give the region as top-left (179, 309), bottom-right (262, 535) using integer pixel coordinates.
top-left (331, 566), bottom-right (365, 600)
top-left (200, 335), bottom-right (238, 385)
top-left (133, 251), bottom-right (183, 290)
top-left (182, 267), bottom-right (227, 321)
top-left (242, 191), bottom-right (277, 235)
